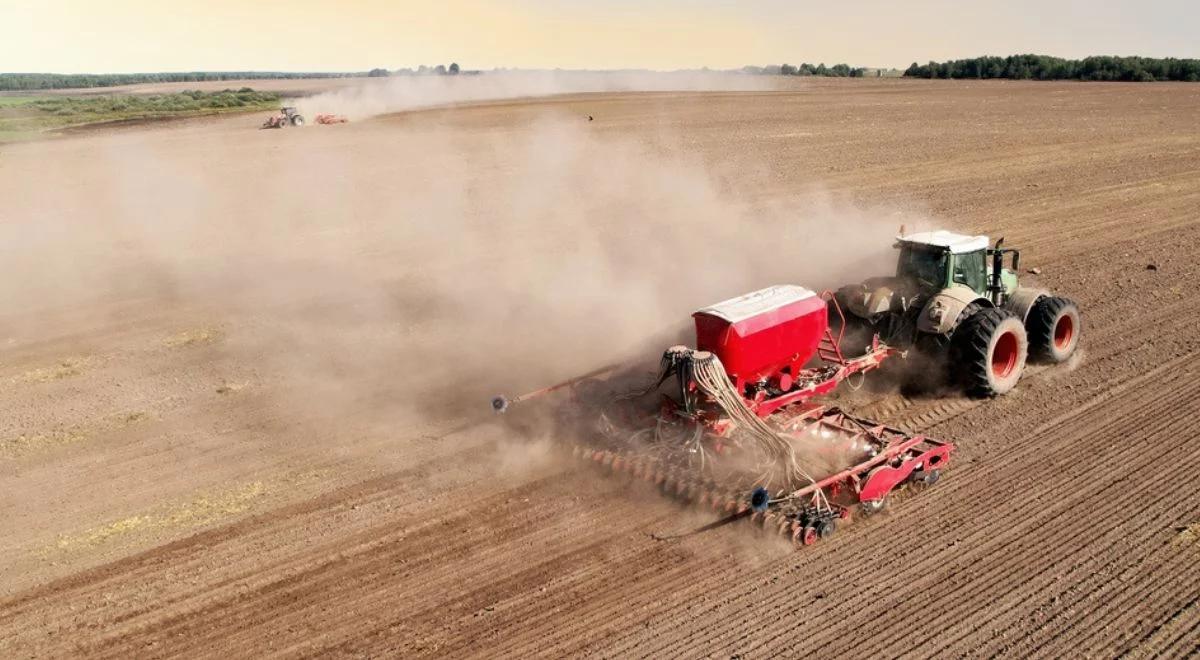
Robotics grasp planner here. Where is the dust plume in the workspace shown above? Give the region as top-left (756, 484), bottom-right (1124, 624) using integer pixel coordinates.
top-left (0, 99), bottom-right (914, 471)
top-left (295, 70), bottom-right (778, 121)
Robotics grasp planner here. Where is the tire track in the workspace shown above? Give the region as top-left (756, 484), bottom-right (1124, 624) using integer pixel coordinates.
top-left (75, 473), bottom-right (618, 656)
top-left (949, 489), bottom-right (1200, 656)
top-left (1012, 518), bottom-right (1200, 656)
top-left (1122, 598), bottom-right (1200, 660)
top-left (1038, 531), bottom-right (1200, 656)
top-left (0, 440), bottom-right (566, 653)
top-left (631, 352), bottom-right (1198, 656)
top-left (854, 362), bottom-right (1200, 657)
top-left (771, 415), bottom-right (1196, 656)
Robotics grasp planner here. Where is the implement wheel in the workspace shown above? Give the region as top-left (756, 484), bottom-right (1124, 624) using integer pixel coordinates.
top-left (952, 308), bottom-right (1028, 397)
top-left (861, 497), bottom-right (887, 515)
top-left (923, 468), bottom-right (941, 485)
top-left (793, 526), bottom-right (818, 547)
top-left (1027, 296), bottom-right (1081, 363)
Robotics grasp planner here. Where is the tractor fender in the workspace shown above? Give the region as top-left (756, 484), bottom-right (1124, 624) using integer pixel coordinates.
top-left (1003, 287), bottom-right (1049, 323)
top-left (916, 285), bottom-right (992, 335)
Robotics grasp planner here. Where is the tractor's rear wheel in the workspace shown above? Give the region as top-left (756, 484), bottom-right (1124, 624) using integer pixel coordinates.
top-left (1027, 296), bottom-right (1081, 363)
top-left (952, 308), bottom-right (1028, 397)
top-left (290, 114), bottom-right (305, 127)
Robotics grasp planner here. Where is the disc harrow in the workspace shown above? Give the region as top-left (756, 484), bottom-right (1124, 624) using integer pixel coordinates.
top-left (495, 284), bottom-right (956, 550)
top-left (564, 403), bottom-right (950, 547)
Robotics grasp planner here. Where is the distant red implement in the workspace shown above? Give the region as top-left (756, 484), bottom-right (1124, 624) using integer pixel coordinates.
top-left (315, 113), bottom-right (348, 125)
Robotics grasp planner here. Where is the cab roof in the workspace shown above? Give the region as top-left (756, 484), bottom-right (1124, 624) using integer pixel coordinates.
top-left (897, 230), bottom-right (989, 254)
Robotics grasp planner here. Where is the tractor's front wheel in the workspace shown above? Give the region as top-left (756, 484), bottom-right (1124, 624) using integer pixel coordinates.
top-left (952, 308), bottom-right (1028, 397)
top-left (1027, 296), bottom-right (1081, 363)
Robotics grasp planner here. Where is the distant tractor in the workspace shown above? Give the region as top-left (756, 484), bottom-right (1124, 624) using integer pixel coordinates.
top-left (835, 230), bottom-right (1081, 396)
top-left (261, 107), bottom-right (305, 129)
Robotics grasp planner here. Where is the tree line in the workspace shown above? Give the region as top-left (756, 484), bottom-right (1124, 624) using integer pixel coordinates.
top-left (9, 56), bottom-right (1197, 92)
top-left (743, 63), bottom-right (866, 77)
top-left (904, 55), bottom-right (1200, 82)
top-left (367, 63), bottom-right (463, 77)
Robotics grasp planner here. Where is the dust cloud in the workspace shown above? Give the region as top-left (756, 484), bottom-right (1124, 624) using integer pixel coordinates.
top-left (0, 85), bottom-right (913, 469)
top-left (296, 70), bottom-right (778, 121)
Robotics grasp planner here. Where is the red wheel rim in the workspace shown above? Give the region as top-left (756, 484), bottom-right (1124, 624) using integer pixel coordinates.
top-left (1053, 313), bottom-right (1074, 351)
top-left (992, 330), bottom-right (1019, 378)
top-left (803, 527), bottom-right (817, 546)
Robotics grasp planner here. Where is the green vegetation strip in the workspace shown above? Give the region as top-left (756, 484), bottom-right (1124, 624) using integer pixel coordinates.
top-left (905, 55), bottom-right (1200, 81)
top-left (0, 88), bottom-right (280, 141)
top-left (0, 71), bottom-right (350, 91)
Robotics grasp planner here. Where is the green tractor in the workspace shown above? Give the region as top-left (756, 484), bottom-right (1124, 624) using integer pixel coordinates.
top-left (835, 230), bottom-right (1081, 397)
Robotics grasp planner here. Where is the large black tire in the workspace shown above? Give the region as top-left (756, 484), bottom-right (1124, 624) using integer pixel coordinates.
top-left (894, 301), bottom-right (985, 395)
top-left (916, 300), bottom-right (985, 355)
top-left (290, 114), bottom-right (305, 127)
top-left (952, 308), bottom-right (1028, 397)
top-left (1027, 296), bottom-right (1081, 363)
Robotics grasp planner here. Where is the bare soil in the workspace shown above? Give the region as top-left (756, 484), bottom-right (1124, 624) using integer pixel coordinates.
top-left (1, 79), bottom-right (1198, 657)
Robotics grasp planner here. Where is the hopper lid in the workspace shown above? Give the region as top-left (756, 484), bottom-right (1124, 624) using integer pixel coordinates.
top-left (694, 284), bottom-right (818, 324)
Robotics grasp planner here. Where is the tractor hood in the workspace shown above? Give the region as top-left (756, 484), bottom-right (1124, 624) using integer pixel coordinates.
top-left (836, 276), bottom-right (925, 321)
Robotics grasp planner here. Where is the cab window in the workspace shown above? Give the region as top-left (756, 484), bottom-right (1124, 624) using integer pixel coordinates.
top-left (897, 246), bottom-right (947, 288)
top-left (953, 250), bottom-right (988, 294)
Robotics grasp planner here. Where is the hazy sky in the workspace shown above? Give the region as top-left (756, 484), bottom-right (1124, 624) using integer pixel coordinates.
top-left (2, 1), bottom-right (1196, 73)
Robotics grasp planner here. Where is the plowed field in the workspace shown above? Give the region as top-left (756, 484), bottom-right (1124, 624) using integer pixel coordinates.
top-left (2, 78), bottom-right (1198, 657)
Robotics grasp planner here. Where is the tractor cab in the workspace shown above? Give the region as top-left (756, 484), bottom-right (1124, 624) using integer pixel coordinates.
top-left (895, 230), bottom-right (1019, 302)
top-left (895, 231), bottom-right (989, 294)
